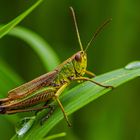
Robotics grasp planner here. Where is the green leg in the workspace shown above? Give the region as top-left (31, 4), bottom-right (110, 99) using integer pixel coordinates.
top-left (53, 83), bottom-right (71, 127)
top-left (85, 70), bottom-right (96, 77)
top-left (74, 77), bottom-right (114, 89)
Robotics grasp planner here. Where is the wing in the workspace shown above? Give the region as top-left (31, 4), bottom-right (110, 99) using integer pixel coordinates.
top-left (7, 70), bottom-right (58, 100)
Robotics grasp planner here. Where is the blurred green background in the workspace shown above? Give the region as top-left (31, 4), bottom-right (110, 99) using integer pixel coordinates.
top-left (0, 0), bottom-right (140, 140)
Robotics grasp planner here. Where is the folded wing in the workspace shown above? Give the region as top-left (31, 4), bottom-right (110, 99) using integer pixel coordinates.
top-left (0, 70), bottom-right (58, 104)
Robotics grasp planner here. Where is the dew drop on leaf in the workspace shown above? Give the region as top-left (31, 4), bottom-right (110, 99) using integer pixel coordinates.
top-left (125, 61), bottom-right (140, 70)
top-left (16, 116), bottom-right (36, 136)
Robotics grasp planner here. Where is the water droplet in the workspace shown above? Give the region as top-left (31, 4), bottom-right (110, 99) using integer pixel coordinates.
top-left (16, 116), bottom-right (36, 136)
top-left (125, 61), bottom-right (140, 70)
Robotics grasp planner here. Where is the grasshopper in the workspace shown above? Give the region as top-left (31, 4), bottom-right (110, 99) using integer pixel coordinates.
top-left (0, 7), bottom-right (113, 127)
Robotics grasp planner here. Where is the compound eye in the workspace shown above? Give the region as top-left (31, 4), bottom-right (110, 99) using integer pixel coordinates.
top-left (75, 53), bottom-right (82, 62)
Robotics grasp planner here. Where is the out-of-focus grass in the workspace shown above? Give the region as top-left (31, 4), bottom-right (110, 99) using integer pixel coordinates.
top-left (0, 0), bottom-right (43, 38)
top-left (8, 27), bottom-right (59, 71)
top-left (0, 0), bottom-right (140, 140)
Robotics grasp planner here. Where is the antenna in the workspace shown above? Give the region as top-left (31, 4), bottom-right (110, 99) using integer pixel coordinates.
top-left (70, 7), bottom-right (83, 51)
top-left (85, 18), bottom-right (112, 52)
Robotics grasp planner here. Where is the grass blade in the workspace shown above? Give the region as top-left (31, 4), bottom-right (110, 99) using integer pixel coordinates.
top-left (44, 132), bottom-right (66, 140)
top-left (0, 0), bottom-right (43, 38)
top-left (11, 62), bottom-right (140, 140)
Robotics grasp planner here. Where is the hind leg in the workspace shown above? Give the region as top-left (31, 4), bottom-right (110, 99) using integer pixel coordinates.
top-left (40, 105), bottom-right (55, 125)
top-left (1, 104), bottom-right (53, 114)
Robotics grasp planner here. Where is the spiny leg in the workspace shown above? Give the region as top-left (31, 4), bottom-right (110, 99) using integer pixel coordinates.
top-left (74, 77), bottom-right (114, 89)
top-left (55, 97), bottom-right (71, 127)
top-left (5, 104), bottom-right (55, 126)
top-left (54, 83), bottom-right (71, 127)
top-left (2, 90), bottom-right (56, 114)
top-left (5, 104), bottom-right (53, 114)
top-left (40, 82), bottom-right (71, 126)
top-left (39, 83), bottom-right (71, 127)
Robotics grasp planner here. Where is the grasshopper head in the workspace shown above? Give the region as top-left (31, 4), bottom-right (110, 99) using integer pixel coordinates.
top-left (73, 51), bottom-right (87, 76)
top-left (70, 7), bottom-right (111, 76)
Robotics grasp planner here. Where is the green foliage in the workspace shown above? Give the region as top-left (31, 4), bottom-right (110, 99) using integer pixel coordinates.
top-left (11, 64), bottom-right (140, 140)
top-left (0, 0), bottom-right (140, 140)
top-left (44, 132), bottom-right (66, 140)
top-left (8, 27), bottom-right (60, 71)
top-left (0, 0), bottom-right (43, 38)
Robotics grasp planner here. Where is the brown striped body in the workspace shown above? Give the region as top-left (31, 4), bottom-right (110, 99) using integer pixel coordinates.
top-left (0, 51), bottom-right (87, 114)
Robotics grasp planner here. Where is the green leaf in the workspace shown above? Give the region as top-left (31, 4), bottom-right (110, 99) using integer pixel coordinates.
top-left (43, 132), bottom-right (66, 140)
top-left (8, 26), bottom-right (60, 70)
top-left (0, 0), bottom-right (43, 38)
top-left (11, 62), bottom-right (140, 140)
